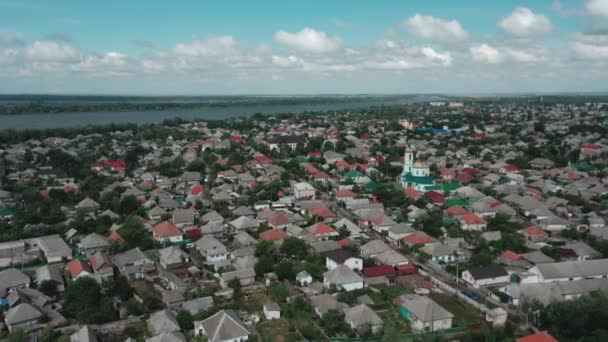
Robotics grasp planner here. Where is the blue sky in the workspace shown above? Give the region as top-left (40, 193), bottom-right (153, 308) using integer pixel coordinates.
top-left (0, 0), bottom-right (607, 94)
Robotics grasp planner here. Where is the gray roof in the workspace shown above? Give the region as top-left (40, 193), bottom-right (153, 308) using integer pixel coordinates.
top-left (503, 278), bottom-right (608, 305)
top-left (146, 309), bottom-right (181, 335)
top-left (159, 246), bottom-right (189, 266)
top-left (311, 294), bottom-right (349, 316)
top-left (229, 216), bottom-right (259, 230)
top-left (112, 247), bottom-right (151, 268)
top-left (79, 233), bottom-right (110, 250)
top-left (181, 296), bottom-right (214, 315)
top-left (263, 303), bottom-right (281, 312)
top-left (361, 240), bottom-right (391, 256)
top-left (5, 302), bottom-right (42, 325)
top-left (324, 265), bottom-right (363, 285)
top-left (232, 206), bottom-right (254, 217)
top-left (533, 258), bottom-right (608, 280)
top-left (194, 236), bottom-right (227, 256)
top-left (344, 304), bottom-right (382, 327)
top-left (0, 268), bottom-right (30, 291)
top-left (196, 309), bottom-right (249, 342)
top-left (201, 210), bottom-right (224, 223)
top-left (70, 325), bottom-right (98, 342)
top-left (145, 332), bottom-right (187, 342)
top-left (76, 197), bottom-right (100, 209)
top-left (29, 234), bottom-right (72, 260)
top-left (397, 295), bottom-right (454, 322)
top-left (172, 209), bottom-right (194, 225)
top-left (519, 251), bottom-right (555, 265)
top-left (234, 231), bottom-right (258, 246)
top-left (35, 264), bottom-right (64, 287)
top-left (149, 206), bottom-right (168, 217)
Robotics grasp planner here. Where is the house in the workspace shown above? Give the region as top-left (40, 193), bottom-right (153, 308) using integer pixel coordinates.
top-left (112, 247), bottom-right (155, 280)
top-left (388, 223), bottom-right (414, 241)
top-left (462, 264), bottom-right (509, 288)
top-left (26, 235), bottom-right (72, 263)
top-left (181, 296), bottom-right (214, 315)
top-left (459, 214), bottom-right (487, 231)
top-left (500, 278), bottom-right (608, 306)
top-left (263, 303), bottom-right (281, 320)
top-left (4, 302), bottom-right (43, 332)
top-left (76, 197), bottom-right (101, 211)
top-left (268, 135), bottom-right (307, 151)
top-left (296, 270), bottom-right (313, 286)
top-left (421, 243), bottom-right (458, 263)
top-left (362, 265), bottom-right (396, 285)
top-left (194, 309), bottom-right (249, 342)
top-left (68, 259), bottom-right (93, 280)
top-left (172, 209), bottom-right (195, 228)
top-left (70, 325), bottom-right (98, 342)
top-left (344, 304), bottom-right (383, 334)
top-left (360, 240), bottom-right (391, 258)
top-left (159, 246), bottom-right (190, 269)
top-left (395, 294), bottom-right (454, 332)
top-left (78, 233), bottom-right (110, 256)
top-left (516, 331), bottom-right (558, 342)
top-left (323, 264), bottom-right (364, 292)
top-left (0, 268), bottom-right (30, 296)
top-left (520, 225), bottom-right (548, 243)
top-left (333, 218), bottom-right (361, 238)
top-left (521, 258), bottom-right (608, 284)
top-left (311, 294), bottom-right (349, 317)
top-left (153, 221), bottom-right (183, 243)
top-left (293, 182), bottom-right (316, 200)
top-left (229, 216), bottom-right (259, 232)
top-left (146, 309), bottom-right (181, 336)
top-left (259, 228), bottom-right (288, 243)
top-left (403, 231), bottom-right (435, 247)
top-left (219, 268), bottom-right (256, 288)
top-left (35, 264), bottom-right (65, 292)
top-left (162, 290), bottom-right (185, 310)
top-left (322, 249), bottom-right (363, 271)
top-left (194, 236), bottom-right (229, 262)
top-left (89, 251), bottom-right (114, 281)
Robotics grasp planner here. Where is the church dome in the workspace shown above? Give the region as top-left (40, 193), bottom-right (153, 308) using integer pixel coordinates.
top-left (414, 160), bottom-right (427, 168)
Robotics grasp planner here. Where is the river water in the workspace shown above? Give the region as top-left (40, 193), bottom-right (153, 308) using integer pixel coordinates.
top-left (0, 98), bottom-right (420, 130)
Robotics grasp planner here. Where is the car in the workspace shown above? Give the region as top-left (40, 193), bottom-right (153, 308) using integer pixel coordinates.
top-left (462, 289), bottom-right (481, 301)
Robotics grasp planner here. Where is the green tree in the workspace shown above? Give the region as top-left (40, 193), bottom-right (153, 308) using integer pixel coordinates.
top-left (280, 237), bottom-right (308, 260)
top-left (176, 310), bottom-right (194, 330)
top-left (275, 261), bottom-right (296, 282)
top-left (267, 282), bottom-right (289, 303)
top-left (65, 277), bottom-right (116, 324)
top-left (255, 255), bottom-right (274, 276)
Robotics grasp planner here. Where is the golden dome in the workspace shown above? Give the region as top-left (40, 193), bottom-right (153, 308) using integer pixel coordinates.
top-left (414, 161), bottom-right (426, 168)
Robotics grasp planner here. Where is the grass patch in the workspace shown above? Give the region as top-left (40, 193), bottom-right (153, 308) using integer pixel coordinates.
top-left (257, 319), bottom-right (297, 342)
top-left (429, 293), bottom-right (483, 327)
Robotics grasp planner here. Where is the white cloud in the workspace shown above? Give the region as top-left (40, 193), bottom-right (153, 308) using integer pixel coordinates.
top-left (421, 47), bottom-right (453, 66)
top-left (470, 44), bottom-right (504, 64)
top-left (0, 48), bottom-right (18, 64)
top-left (73, 52), bottom-right (128, 72)
top-left (587, 0), bottom-right (608, 17)
top-left (505, 47), bottom-right (547, 62)
top-left (271, 55), bottom-right (303, 68)
top-left (174, 36), bottom-right (238, 57)
top-left (141, 59), bottom-right (165, 72)
top-left (499, 7), bottom-right (553, 37)
top-left (274, 27), bottom-right (341, 53)
top-left (570, 34), bottom-right (608, 60)
top-left (402, 14), bottom-right (469, 42)
top-left (0, 31), bottom-right (25, 46)
top-left (24, 41), bottom-right (78, 61)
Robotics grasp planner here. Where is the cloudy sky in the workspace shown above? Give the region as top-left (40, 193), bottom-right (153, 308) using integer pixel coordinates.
top-left (0, 0), bottom-right (607, 94)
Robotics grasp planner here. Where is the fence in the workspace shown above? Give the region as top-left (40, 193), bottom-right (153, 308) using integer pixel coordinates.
top-left (418, 269), bottom-right (491, 313)
top-left (330, 327), bottom-right (465, 341)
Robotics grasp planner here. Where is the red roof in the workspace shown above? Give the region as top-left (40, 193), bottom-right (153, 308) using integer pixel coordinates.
top-left (268, 212), bottom-right (291, 226)
top-left (522, 225), bottom-right (546, 236)
top-left (68, 259), bottom-right (92, 278)
top-left (396, 263), bottom-right (417, 274)
top-left (309, 205), bottom-right (337, 219)
top-left (308, 152), bottom-right (322, 157)
top-left (503, 164), bottom-right (519, 172)
top-left (461, 214), bottom-right (487, 225)
top-left (362, 265), bottom-right (395, 278)
top-left (404, 187), bottom-right (422, 200)
top-left (336, 160), bottom-right (351, 168)
top-left (403, 231), bottom-right (435, 246)
top-left (90, 253), bottom-right (112, 270)
top-left (425, 191), bottom-right (445, 204)
top-left (255, 155), bottom-right (273, 164)
top-left (108, 231), bottom-right (125, 245)
top-left (304, 165), bottom-right (320, 175)
top-left (501, 250), bottom-right (520, 262)
top-left (445, 205), bottom-right (469, 217)
top-left (336, 238), bottom-right (351, 247)
top-left (307, 222), bottom-right (337, 235)
top-left (153, 221), bottom-right (182, 238)
top-left (336, 189), bottom-right (356, 198)
top-left (516, 332), bottom-right (558, 342)
top-left (185, 228), bottom-right (202, 240)
top-left (191, 183), bottom-right (205, 195)
top-left (259, 228), bottom-right (288, 241)
top-left (231, 135), bottom-right (243, 142)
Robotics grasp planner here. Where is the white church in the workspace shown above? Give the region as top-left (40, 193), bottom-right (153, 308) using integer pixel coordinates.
top-left (401, 145), bottom-right (435, 191)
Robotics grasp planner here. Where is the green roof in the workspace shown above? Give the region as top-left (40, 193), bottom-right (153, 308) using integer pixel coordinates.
top-left (443, 198), bottom-right (470, 207)
top-left (425, 182), bottom-right (461, 192)
top-left (0, 207), bottom-right (13, 217)
top-left (345, 170), bottom-right (365, 178)
top-left (402, 172), bottom-right (434, 185)
top-left (575, 162), bottom-right (594, 171)
top-left (289, 156), bottom-right (309, 163)
top-left (364, 181), bottom-right (378, 191)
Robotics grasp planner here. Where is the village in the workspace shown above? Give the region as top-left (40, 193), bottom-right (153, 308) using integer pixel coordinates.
top-left (0, 99), bottom-right (607, 342)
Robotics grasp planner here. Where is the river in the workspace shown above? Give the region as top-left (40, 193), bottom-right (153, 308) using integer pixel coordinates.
top-left (0, 98), bottom-right (422, 130)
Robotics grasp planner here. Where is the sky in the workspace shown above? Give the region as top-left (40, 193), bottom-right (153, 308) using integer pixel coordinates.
top-left (0, 0), bottom-right (607, 95)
